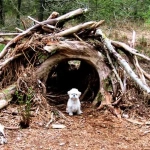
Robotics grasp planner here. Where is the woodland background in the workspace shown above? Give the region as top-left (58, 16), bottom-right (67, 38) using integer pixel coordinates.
top-left (0, 0), bottom-right (150, 30)
top-left (1, 0), bottom-right (150, 52)
top-left (1, 1), bottom-right (150, 150)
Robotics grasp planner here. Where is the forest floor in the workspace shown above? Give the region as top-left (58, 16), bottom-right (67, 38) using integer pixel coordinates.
top-left (1, 26), bottom-right (150, 150)
top-left (1, 102), bottom-right (150, 150)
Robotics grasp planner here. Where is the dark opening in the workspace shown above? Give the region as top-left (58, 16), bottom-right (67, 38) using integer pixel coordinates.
top-left (46, 59), bottom-right (100, 104)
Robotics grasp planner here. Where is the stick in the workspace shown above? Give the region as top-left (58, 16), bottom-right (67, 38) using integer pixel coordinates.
top-left (28, 16), bottom-right (60, 31)
top-left (111, 40), bottom-right (150, 61)
top-left (55, 21), bottom-right (95, 37)
top-left (96, 29), bottom-right (150, 93)
top-left (0, 33), bottom-right (19, 36)
top-left (133, 55), bottom-right (147, 85)
top-left (105, 48), bottom-right (125, 92)
top-left (45, 112), bottom-right (54, 128)
top-left (15, 27), bottom-right (24, 32)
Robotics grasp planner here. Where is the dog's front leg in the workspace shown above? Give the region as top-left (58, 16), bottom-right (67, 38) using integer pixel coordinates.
top-left (67, 107), bottom-right (73, 116)
top-left (77, 108), bottom-right (82, 115)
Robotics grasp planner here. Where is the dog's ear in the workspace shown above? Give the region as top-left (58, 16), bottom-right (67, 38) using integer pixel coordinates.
top-left (67, 90), bottom-right (71, 95)
top-left (78, 91), bottom-right (81, 97)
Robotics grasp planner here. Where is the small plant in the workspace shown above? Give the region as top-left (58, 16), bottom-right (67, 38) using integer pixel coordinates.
top-left (15, 87), bottom-right (33, 128)
top-left (15, 90), bottom-right (24, 105)
top-left (0, 44), bottom-right (5, 52)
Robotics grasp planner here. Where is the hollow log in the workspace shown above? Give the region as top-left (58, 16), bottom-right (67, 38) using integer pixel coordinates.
top-left (36, 40), bottom-right (110, 86)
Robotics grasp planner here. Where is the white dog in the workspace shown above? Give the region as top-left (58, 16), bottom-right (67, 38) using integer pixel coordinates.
top-left (66, 88), bottom-right (82, 116)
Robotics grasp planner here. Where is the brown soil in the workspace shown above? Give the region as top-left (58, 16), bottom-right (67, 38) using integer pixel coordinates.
top-left (0, 101), bottom-right (150, 150)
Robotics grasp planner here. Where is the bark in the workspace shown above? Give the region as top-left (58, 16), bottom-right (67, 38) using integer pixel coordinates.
top-left (55, 21), bottom-right (95, 37)
top-left (37, 40), bottom-right (110, 84)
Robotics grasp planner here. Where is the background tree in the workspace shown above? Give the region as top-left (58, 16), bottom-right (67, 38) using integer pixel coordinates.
top-left (1, 0), bottom-right (150, 31)
top-left (0, 0), bottom-right (4, 26)
top-left (16, 0), bottom-right (22, 26)
top-left (37, 0), bottom-right (44, 21)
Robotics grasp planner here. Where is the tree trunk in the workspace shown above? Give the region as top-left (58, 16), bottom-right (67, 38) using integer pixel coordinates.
top-left (0, 0), bottom-right (4, 25)
top-left (37, 0), bottom-right (44, 21)
top-left (16, 0), bottom-right (22, 27)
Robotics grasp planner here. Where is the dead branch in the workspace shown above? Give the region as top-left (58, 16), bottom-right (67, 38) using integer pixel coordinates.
top-left (47, 11), bottom-right (59, 20)
top-left (55, 21), bottom-right (96, 37)
top-left (111, 40), bottom-right (150, 61)
top-left (0, 8), bottom-right (88, 59)
top-left (0, 54), bottom-right (22, 71)
top-left (0, 33), bottom-right (19, 36)
top-left (28, 16), bottom-right (60, 32)
top-left (96, 29), bottom-right (150, 93)
top-left (15, 27), bottom-right (24, 32)
top-left (133, 56), bottom-right (147, 84)
top-left (105, 48), bottom-right (125, 93)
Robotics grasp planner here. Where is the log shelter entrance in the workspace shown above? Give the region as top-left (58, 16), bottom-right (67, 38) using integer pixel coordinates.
top-left (46, 58), bottom-right (100, 104)
top-left (1, 8), bottom-right (150, 122)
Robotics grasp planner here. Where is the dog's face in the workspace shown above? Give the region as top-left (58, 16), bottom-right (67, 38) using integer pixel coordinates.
top-left (68, 88), bottom-right (81, 100)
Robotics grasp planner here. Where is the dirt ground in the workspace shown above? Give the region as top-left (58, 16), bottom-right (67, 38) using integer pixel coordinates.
top-left (0, 101), bottom-right (150, 150)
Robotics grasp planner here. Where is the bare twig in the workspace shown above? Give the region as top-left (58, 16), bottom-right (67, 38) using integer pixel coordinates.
top-left (45, 112), bottom-right (54, 128)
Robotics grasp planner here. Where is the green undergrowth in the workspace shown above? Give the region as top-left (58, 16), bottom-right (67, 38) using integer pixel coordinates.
top-left (0, 44), bottom-right (5, 52)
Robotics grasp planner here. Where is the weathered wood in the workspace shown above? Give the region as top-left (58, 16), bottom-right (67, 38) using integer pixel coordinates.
top-left (0, 8), bottom-right (88, 59)
top-left (0, 84), bottom-right (16, 109)
top-left (37, 40), bottom-right (110, 85)
top-left (111, 40), bottom-right (150, 61)
top-left (55, 21), bottom-right (95, 37)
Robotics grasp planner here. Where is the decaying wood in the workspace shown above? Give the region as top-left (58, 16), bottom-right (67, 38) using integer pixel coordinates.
top-left (38, 40), bottom-right (110, 83)
top-left (97, 91), bottom-right (121, 119)
top-left (0, 33), bottom-right (19, 36)
top-left (55, 21), bottom-right (95, 37)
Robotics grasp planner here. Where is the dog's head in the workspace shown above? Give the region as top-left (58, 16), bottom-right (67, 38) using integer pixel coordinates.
top-left (67, 88), bottom-right (81, 100)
